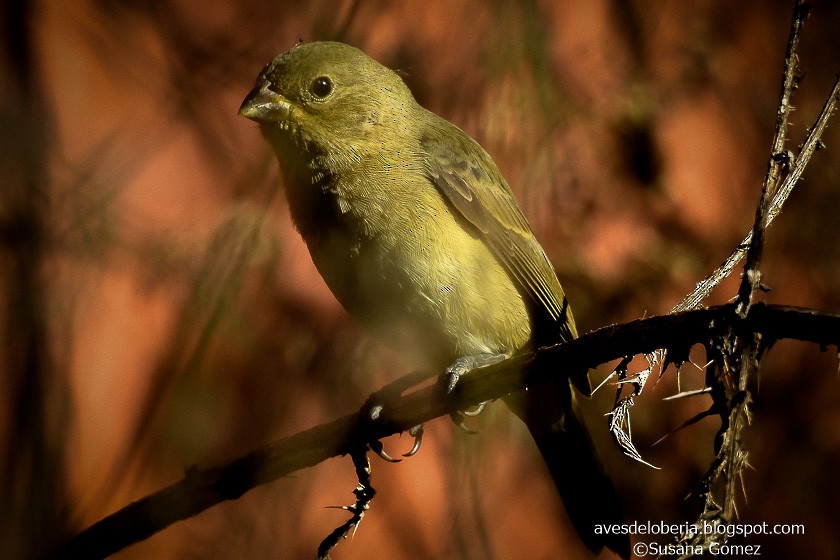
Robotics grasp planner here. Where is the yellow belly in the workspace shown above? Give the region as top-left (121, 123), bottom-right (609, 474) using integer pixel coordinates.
top-left (303, 171), bottom-right (532, 372)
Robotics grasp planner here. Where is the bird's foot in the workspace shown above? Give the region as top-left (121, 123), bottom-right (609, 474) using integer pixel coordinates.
top-left (361, 370), bottom-right (430, 461)
top-left (440, 353), bottom-right (507, 432)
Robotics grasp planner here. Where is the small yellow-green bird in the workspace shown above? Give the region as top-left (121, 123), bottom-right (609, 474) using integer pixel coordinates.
top-left (240, 41), bottom-right (628, 558)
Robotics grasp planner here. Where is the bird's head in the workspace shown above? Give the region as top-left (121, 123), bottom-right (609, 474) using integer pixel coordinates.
top-left (240, 41), bottom-right (415, 167)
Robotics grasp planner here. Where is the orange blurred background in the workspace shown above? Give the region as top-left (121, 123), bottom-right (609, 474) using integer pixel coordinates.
top-left (2, 1), bottom-right (840, 558)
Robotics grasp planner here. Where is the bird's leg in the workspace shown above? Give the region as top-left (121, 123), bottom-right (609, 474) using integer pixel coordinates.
top-left (442, 353), bottom-right (508, 430)
top-left (362, 369), bottom-right (431, 461)
top-left (443, 353), bottom-right (509, 392)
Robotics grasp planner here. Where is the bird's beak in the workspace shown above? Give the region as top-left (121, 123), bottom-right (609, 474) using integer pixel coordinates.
top-left (239, 81), bottom-right (292, 123)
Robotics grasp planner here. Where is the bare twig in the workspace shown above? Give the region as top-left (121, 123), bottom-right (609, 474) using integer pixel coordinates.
top-left (672, 4), bottom-right (832, 315)
top-left (771, 74), bottom-right (840, 223)
top-left (670, 61), bottom-right (839, 315)
top-left (735, 0), bottom-right (809, 316)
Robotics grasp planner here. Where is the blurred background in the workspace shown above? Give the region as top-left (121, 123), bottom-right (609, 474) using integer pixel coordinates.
top-left (2, 0), bottom-right (840, 558)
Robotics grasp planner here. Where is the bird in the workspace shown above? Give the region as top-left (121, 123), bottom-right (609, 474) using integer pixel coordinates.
top-left (239, 40), bottom-right (629, 558)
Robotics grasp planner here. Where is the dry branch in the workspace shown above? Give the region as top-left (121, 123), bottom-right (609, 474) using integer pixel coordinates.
top-left (48, 303), bottom-right (840, 560)
top-left (676, 4), bottom-right (840, 553)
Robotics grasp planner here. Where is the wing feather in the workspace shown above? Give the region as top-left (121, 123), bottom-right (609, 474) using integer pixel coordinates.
top-left (420, 119), bottom-right (576, 342)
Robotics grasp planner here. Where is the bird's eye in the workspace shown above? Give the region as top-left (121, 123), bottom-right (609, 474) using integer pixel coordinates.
top-left (310, 76), bottom-right (333, 99)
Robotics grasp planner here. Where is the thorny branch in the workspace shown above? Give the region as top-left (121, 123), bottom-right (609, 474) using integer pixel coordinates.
top-left (692, 3), bottom-right (813, 553)
top-left (47, 304), bottom-right (840, 560)
top-left (670, 4), bottom-right (840, 316)
top-left (601, 2), bottom-right (840, 555)
top-left (735, 0), bottom-right (809, 316)
top-left (317, 448), bottom-right (375, 560)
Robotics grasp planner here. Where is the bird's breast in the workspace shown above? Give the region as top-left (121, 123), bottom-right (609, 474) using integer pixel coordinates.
top-left (289, 161), bottom-right (532, 371)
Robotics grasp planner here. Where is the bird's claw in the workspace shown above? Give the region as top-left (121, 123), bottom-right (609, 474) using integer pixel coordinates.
top-left (443, 369), bottom-right (461, 394)
top-left (368, 403), bottom-right (384, 421)
top-left (364, 396), bottom-right (426, 460)
top-left (369, 439), bottom-right (401, 463)
top-left (462, 401), bottom-right (487, 417)
top-left (369, 423), bottom-right (425, 461)
top-left (441, 357), bottom-right (497, 432)
top-left (443, 369), bottom-right (478, 432)
top-left (450, 411), bottom-right (479, 434)
top-left (449, 401), bottom-right (487, 433)
top-left (403, 424), bottom-right (424, 457)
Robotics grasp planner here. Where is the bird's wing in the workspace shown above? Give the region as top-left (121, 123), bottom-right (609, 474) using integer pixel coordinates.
top-left (420, 119), bottom-right (576, 343)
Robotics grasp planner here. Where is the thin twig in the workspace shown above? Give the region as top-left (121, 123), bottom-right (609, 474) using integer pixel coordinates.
top-left (735, 0), bottom-right (809, 316)
top-left (671, 63), bottom-right (840, 315)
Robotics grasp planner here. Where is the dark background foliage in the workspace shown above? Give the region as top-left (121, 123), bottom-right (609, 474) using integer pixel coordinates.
top-left (2, 1), bottom-right (839, 558)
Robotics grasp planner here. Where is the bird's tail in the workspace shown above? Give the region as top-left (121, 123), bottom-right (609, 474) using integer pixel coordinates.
top-left (505, 382), bottom-right (630, 559)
